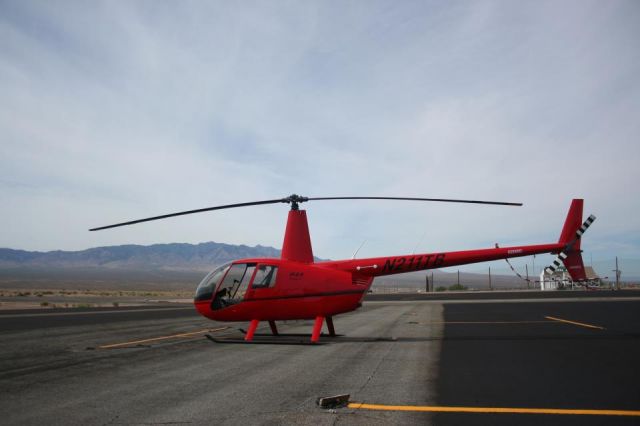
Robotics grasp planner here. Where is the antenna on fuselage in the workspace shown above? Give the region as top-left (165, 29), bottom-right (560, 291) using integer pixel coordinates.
top-left (352, 239), bottom-right (367, 259)
top-left (411, 231), bottom-right (427, 255)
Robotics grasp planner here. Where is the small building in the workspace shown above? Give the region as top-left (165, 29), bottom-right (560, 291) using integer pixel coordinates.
top-left (540, 266), bottom-right (601, 291)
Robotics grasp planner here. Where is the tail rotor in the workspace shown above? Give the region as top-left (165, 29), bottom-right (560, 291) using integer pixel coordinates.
top-left (544, 210), bottom-right (597, 280)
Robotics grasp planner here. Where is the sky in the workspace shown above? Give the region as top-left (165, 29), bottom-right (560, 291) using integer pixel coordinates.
top-left (1, 0), bottom-right (639, 274)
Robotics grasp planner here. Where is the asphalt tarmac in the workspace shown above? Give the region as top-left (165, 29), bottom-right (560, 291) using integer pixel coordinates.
top-left (1, 291), bottom-right (639, 425)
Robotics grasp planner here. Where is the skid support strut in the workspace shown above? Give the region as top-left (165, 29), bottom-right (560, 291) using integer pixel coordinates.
top-left (326, 316), bottom-right (336, 336)
top-left (245, 319), bottom-right (259, 341)
top-left (311, 316), bottom-right (324, 343)
top-left (268, 320), bottom-right (279, 336)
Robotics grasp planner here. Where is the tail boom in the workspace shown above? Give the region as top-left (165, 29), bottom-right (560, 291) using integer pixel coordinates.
top-left (322, 199), bottom-right (593, 282)
top-left (323, 243), bottom-right (563, 277)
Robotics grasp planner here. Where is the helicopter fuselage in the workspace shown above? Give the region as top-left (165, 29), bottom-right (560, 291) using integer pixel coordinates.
top-left (194, 257), bottom-right (371, 322)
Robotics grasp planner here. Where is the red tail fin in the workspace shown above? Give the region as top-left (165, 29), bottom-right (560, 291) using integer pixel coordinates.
top-left (558, 199), bottom-right (586, 280)
top-left (563, 252), bottom-right (587, 280)
top-left (559, 199), bottom-right (583, 249)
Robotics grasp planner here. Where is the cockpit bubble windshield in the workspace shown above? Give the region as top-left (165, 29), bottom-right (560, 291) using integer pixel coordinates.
top-left (211, 263), bottom-right (256, 310)
top-left (195, 263), bottom-right (231, 301)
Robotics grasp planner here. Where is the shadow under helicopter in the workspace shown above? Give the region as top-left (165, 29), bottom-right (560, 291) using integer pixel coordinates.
top-left (205, 331), bottom-right (640, 345)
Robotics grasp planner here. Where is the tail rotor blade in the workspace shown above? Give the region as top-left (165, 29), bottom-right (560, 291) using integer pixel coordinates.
top-left (545, 252), bottom-right (568, 274)
top-left (576, 215), bottom-right (596, 239)
top-left (545, 215), bottom-right (596, 274)
top-left (562, 214), bottom-right (597, 250)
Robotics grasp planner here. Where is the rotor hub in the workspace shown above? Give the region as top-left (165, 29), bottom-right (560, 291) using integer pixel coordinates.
top-left (285, 194), bottom-right (309, 211)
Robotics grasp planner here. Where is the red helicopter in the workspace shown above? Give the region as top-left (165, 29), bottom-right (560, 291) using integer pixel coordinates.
top-left (91, 195), bottom-right (595, 343)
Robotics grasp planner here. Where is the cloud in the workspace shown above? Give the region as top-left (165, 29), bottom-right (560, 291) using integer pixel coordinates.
top-left (0, 1), bottom-right (638, 265)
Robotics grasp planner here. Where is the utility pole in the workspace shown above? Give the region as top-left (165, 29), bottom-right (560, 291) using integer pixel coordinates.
top-left (488, 266), bottom-right (492, 291)
top-left (614, 257), bottom-right (621, 290)
top-left (532, 255), bottom-right (536, 278)
top-left (425, 274), bottom-right (429, 293)
top-left (525, 264), bottom-right (529, 289)
top-left (457, 270), bottom-right (460, 286)
top-left (431, 272), bottom-right (434, 292)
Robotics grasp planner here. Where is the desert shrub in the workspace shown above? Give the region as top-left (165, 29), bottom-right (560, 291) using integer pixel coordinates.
top-left (449, 283), bottom-right (468, 291)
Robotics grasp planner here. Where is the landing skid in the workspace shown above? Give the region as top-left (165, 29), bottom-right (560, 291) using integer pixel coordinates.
top-left (238, 329), bottom-right (343, 338)
top-left (236, 316), bottom-right (337, 343)
top-left (205, 334), bottom-right (324, 345)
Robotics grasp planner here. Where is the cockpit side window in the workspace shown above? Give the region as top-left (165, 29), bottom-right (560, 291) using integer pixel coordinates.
top-left (251, 265), bottom-right (278, 289)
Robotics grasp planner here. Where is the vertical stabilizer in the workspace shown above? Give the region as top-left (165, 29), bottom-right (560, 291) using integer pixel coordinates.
top-left (559, 199), bottom-right (584, 250)
top-left (562, 252), bottom-right (587, 281)
top-left (281, 209), bottom-right (314, 263)
top-left (547, 199), bottom-right (596, 282)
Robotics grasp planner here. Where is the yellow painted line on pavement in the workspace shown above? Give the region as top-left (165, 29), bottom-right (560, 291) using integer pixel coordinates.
top-left (424, 321), bottom-right (551, 324)
top-left (544, 316), bottom-right (605, 330)
top-left (348, 402), bottom-right (640, 416)
top-left (99, 327), bottom-right (229, 349)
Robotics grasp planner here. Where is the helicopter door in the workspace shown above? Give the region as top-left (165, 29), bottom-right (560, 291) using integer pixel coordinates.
top-left (211, 263), bottom-right (256, 310)
top-left (250, 265), bottom-right (278, 289)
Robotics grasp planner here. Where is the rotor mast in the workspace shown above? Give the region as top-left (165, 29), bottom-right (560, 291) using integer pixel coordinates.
top-left (281, 208), bottom-right (314, 263)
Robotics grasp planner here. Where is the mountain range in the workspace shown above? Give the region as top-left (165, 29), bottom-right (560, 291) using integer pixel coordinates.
top-left (0, 242), bottom-right (281, 272)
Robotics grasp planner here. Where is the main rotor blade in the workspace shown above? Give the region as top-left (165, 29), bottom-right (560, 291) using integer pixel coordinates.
top-left (90, 194), bottom-right (522, 231)
top-left (89, 198), bottom-right (287, 231)
top-left (307, 196), bottom-right (523, 206)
